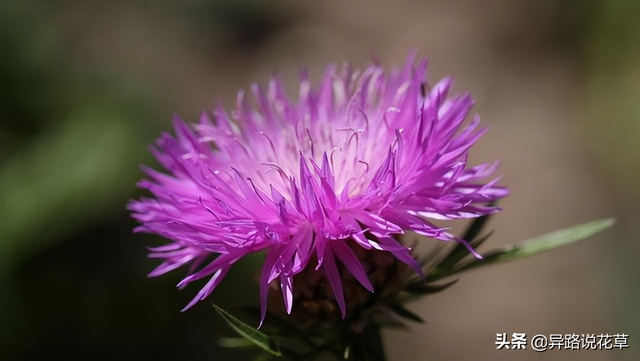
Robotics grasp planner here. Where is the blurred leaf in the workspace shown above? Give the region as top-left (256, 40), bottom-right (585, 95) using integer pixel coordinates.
top-left (219, 337), bottom-right (254, 348)
top-left (388, 303), bottom-right (424, 324)
top-left (0, 109), bottom-right (147, 275)
top-left (430, 231), bottom-right (494, 276)
top-left (433, 218), bottom-right (615, 280)
top-left (404, 279), bottom-right (458, 296)
top-left (213, 304), bottom-right (281, 356)
top-left (398, 279), bottom-right (458, 304)
top-left (420, 209), bottom-right (494, 275)
top-left (441, 209), bottom-right (496, 266)
top-left (460, 204), bottom-right (495, 243)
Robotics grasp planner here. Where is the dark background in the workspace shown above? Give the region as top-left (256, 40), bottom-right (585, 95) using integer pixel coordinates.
top-left (1, 0), bottom-right (638, 360)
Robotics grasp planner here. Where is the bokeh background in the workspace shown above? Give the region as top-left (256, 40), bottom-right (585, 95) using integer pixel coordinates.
top-left (1, 0), bottom-right (638, 360)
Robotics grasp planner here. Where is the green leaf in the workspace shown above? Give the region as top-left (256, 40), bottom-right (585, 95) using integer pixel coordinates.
top-left (441, 213), bottom-right (496, 266)
top-left (420, 208), bottom-right (495, 275)
top-left (404, 279), bottom-right (458, 296)
top-left (433, 218), bottom-right (615, 280)
top-left (430, 231), bottom-right (494, 275)
top-left (388, 303), bottom-right (424, 323)
top-left (461, 204), bottom-right (495, 243)
top-left (218, 337), bottom-right (254, 348)
top-left (213, 304), bottom-right (281, 356)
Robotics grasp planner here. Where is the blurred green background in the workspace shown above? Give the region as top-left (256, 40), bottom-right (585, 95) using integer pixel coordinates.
top-left (0, 0), bottom-right (638, 360)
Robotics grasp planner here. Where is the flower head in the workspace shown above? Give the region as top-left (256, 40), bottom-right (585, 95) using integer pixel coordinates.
top-left (128, 52), bottom-right (508, 322)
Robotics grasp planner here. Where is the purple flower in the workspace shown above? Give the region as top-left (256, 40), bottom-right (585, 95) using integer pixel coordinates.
top-left (128, 52), bottom-right (508, 322)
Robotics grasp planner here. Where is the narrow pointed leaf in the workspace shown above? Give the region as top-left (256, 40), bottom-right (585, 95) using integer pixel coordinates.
top-left (389, 303), bottom-right (424, 323)
top-left (213, 304), bottom-right (282, 356)
top-left (400, 279), bottom-right (459, 303)
top-left (420, 208), bottom-right (494, 276)
top-left (460, 204), bottom-right (495, 243)
top-left (218, 337), bottom-right (254, 348)
top-left (404, 279), bottom-right (458, 295)
top-left (433, 218), bottom-right (615, 281)
top-left (434, 231), bottom-right (494, 273)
